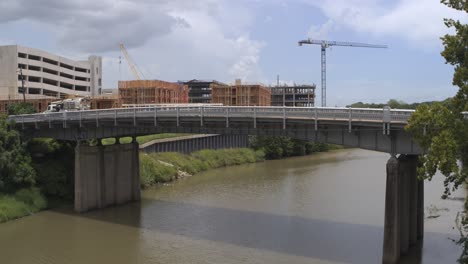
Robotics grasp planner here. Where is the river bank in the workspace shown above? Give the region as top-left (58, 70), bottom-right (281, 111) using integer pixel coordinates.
top-left (140, 148), bottom-right (265, 187)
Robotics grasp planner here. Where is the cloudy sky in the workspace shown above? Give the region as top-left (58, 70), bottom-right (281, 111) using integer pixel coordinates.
top-left (0, 0), bottom-right (466, 106)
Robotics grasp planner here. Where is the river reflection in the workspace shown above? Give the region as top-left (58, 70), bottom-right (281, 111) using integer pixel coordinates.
top-left (0, 149), bottom-right (464, 264)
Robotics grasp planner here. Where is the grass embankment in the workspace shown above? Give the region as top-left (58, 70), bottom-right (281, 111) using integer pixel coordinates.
top-left (140, 148), bottom-right (265, 187)
top-left (101, 133), bottom-right (189, 145)
top-left (0, 188), bottom-right (47, 223)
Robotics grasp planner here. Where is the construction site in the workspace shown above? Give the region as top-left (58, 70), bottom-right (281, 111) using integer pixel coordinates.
top-left (118, 80), bottom-right (188, 105)
top-left (0, 43), bottom-right (322, 113)
top-left (270, 84), bottom-right (316, 107)
top-left (212, 79), bottom-right (271, 106)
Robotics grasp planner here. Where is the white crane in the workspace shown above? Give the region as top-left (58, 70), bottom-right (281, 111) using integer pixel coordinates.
top-left (298, 39), bottom-right (388, 107)
top-left (119, 43), bottom-right (145, 80)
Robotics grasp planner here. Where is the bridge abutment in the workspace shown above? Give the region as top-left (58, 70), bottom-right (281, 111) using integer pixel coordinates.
top-left (383, 155), bottom-right (422, 263)
top-left (74, 142), bottom-right (140, 213)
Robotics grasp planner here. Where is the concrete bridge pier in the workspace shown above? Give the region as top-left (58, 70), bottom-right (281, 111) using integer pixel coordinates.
top-left (74, 139), bottom-right (140, 213)
top-left (382, 154), bottom-right (423, 263)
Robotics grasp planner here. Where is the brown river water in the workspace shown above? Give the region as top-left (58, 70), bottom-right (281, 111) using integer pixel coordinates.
top-left (0, 149), bottom-right (464, 263)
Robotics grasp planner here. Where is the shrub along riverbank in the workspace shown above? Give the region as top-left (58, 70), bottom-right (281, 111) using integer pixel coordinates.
top-left (140, 148), bottom-right (265, 187)
top-left (0, 188), bottom-right (47, 223)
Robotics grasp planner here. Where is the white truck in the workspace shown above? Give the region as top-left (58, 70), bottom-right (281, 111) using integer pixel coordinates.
top-left (44, 97), bottom-right (91, 113)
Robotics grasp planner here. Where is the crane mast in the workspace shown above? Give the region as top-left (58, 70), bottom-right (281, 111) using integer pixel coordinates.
top-left (298, 38), bottom-right (387, 107)
top-left (119, 43), bottom-right (144, 80)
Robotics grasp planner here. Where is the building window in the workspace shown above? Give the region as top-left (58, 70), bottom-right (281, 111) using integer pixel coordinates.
top-left (28, 54), bottom-right (41, 61)
top-left (98, 78), bottom-right (102, 86)
top-left (96, 67), bottom-right (99, 74)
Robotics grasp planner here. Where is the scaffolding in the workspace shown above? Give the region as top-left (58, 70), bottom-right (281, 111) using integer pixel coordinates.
top-left (118, 80), bottom-right (189, 105)
top-left (212, 80), bottom-right (271, 106)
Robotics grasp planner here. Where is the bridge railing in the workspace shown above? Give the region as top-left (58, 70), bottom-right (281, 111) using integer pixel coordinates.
top-left (10, 106), bottom-right (459, 126)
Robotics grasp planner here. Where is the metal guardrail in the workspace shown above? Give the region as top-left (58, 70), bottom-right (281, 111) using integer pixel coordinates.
top-left (8, 106), bottom-right (418, 126)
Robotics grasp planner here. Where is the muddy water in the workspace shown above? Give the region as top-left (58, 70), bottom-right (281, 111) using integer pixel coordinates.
top-left (0, 149), bottom-right (464, 263)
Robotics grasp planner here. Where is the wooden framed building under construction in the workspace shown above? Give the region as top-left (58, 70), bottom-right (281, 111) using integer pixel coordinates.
top-left (118, 80), bottom-right (189, 105)
top-left (212, 80), bottom-right (271, 106)
top-left (90, 95), bottom-right (121, 109)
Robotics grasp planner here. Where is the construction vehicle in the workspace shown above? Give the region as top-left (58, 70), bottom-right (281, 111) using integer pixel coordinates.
top-left (44, 97), bottom-right (91, 113)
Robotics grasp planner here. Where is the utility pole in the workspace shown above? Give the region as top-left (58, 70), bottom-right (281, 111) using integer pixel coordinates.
top-left (18, 68), bottom-right (26, 103)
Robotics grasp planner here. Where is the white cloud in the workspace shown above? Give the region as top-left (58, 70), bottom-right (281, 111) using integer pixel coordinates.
top-left (307, 19), bottom-right (336, 39)
top-left (0, 0), bottom-right (265, 87)
top-left (301, 0), bottom-right (467, 47)
top-left (104, 4), bottom-right (265, 86)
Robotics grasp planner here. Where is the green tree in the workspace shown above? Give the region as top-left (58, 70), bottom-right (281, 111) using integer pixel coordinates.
top-left (7, 103), bottom-right (36, 115)
top-left (0, 116), bottom-right (36, 192)
top-left (406, 0), bottom-right (467, 196)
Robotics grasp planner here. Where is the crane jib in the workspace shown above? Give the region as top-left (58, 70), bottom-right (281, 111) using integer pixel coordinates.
top-left (298, 39), bottom-right (387, 48)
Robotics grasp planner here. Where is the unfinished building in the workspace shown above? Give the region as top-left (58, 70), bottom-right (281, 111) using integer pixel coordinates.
top-left (90, 95), bottom-right (121, 110)
top-left (212, 80), bottom-right (271, 106)
top-left (270, 84), bottom-right (316, 107)
top-left (183, 79), bottom-right (228, 104)
top-left (118, 80), bottom-right (189, 105)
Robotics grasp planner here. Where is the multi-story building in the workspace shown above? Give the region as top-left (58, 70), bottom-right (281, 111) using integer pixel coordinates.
top-left (118, 80), bottom-right (189, 105)
top-left (270, 84), bottom-right (316, 107)
top-left (212, 79), bottom-right (271, 106)
top-left (183, 79), bottom-right (228, 104)
top-left (0, 45), bottom-right (102, 100)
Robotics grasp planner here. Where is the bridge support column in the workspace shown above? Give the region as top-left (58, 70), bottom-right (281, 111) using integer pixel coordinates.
top-left (417, 175), bottom-right (424, 240)
top-left (383, 154), bottom-right (422, 263)
top-left (399, 155), bottom-right (410, 254)
top-left (383, 156), bottom-right (400, 264)
top-left (408, 155), bottom-right (418, 245)
top-left (74, 142), bottom-right (140, 213)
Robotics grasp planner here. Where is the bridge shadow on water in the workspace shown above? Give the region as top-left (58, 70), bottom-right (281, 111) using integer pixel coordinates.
top-left (55, 198), bottom-right (458, 264)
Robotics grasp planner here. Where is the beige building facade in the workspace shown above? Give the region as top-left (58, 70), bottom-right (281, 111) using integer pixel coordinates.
top-left (0, 45), bottom-right (102, 99)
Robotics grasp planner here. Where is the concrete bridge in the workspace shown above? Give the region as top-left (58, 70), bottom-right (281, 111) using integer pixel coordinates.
top-left (9, 106), bottom-right (467, 263)
top-left (11, 105), bottom-right (420, 153)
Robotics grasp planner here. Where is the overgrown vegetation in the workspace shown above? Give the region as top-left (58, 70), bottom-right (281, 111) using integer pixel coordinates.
top-left (140, 148), bottom-right (265, 187)
top-left (0, 114), bottom-right (36, 193)
top-left (28, 139), bottom-right (75, 200)
top-left (0, 103), bottom-right (68, 222)
top-left (0, 188), bottom-right (47, 223)
top-left (7, 103), bottom-right (36, 116)
top-left (250, 136), bottom-right (339, 160)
